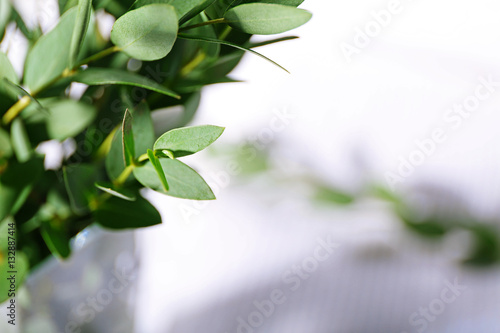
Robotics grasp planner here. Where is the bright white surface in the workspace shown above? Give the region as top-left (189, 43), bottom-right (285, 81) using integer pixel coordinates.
top-left (135, 1), bottom-right (500, 332)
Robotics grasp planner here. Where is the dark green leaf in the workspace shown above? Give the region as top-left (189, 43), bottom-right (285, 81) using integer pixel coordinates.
top-left (170, 0), bottom-right (217, 25)
top-left (63, 164), bottom-right (99, 213)
top-left (40, 220), bottom-right (71, 259)
top-left (110, 4), bottom-right (178, 61)
top-left (10, 118), bottom-right (32, 163)
top-left (122, 109), bottom-right (135, 166)
top-left (106, 128), bottom-right (127, 181)
top-left (0, 219), bottom-right (29, 302)
top-left (133, 158), bottom-right (215, 200)
top-left (154, 125), bottom-right (224, 157)
top-left (24, 7), bottom-right (77, 93)
top-left (224, 3), bottom-right (311, 35)
top-left (72, 68), bottom-right (180, 98)
top-left (69, 0), bottom-right (93, 68)
top-left (0, 158), bottom-right (44, 221)
top-left (247, 35), bottom-right (299, 48)
top-left (93, 194), bottom-right (162, 229)
top-left (0, 128), bottom-right (12, 159)
top-left (464, 225), bottom-right (500, 266)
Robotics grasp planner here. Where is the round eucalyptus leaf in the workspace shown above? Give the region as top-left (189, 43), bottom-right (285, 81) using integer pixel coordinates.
top-left (224, 3), bottom-right (312, 35)
top-left (111, 4), bottom-right (178, 61)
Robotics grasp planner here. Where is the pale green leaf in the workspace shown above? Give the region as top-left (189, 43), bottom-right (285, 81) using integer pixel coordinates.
top-left (0, 0), bottom-right (11, 38)
top-left (69, 0), bottom-right (93, 68)
top-left (154, 125), bottom-right (224, 157)
top-left (24, 8), bottom-right (77, 93)
top-left (131, 0), bottom-right (168, 9)
top-left (133, 158), bottom-right (215, 200)
top-left (10, 118), bottom-right (32, 163)
top-left (110, 4), bottom-right (178, 61)
top-left (224, 3), bottom-right (311, 35)
top-left (147, 149), bottom-right (169, 191)
top-left (94, 181), bottom-right (137, 201)
top-left (44, 99), bottom-right (97, 141)
top-left (72, 68), bottom-right (180, 98)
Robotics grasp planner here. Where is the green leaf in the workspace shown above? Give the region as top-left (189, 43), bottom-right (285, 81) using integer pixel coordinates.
top-left (69, 0), bottom-right (93, 68)
top-left (133, 158), bottom-right (215, 200)
top-left (0, 128), bottom-right (12, 159)
top-left (247, 35), bottom-right (299, 48)
top-left (95, 181), bottom-right (137, 201)
top-left (122, 109), bottom-right (135, 166)
top-left (224, 3), bottom-right (311, 35)
top-left (40, 220), bottom-right (71, 259)
top-left (219, 0), bottom-right (303, 14)
top-left (0, 158), bottom-right (44, 222)
top-left (0, 52), bottom-right (19, 110)
top-left (239, 0), bottom-right (303, 7)
top-left (147, 149), bottom-right (169, 191)
top-left (154, 125), bottom-right (224, 157)
top-left (0, 52), bottom-right (18, 84)
top-left (44, 99), bottom-right (97, 141)
top-left (314, 186), bottom-right (355, 205)
top-left (0, 0), bottom-right (11, 38)
top-left (93, 194), bottom-right (161, 229)
top-left (464, 225), bottom-right (500, 266)
top-left (131, 0), bottom-right (168, 9)
top-left (10, 118), bottom-right (32, 163)
top-left (178, 33), bottom-right (289, 72)
top-left (63, 164), bottom-right (99, 213)
top-left (0, 220), bottom-right (29, 302)
top-left (72, 68), bottom-right (180, 98)
top-left (24, 7), bottom-right (78, 93)
top-left (106, 128), bottom-right (127, 181)
top-left (130, 101), bottom-right (155, 159)
top-left (110, 4), bottom-right (178, 61)
top-left (170, 0), bottom-right (217, 25)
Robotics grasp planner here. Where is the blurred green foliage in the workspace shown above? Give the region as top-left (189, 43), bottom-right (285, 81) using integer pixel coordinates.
top-left (0, 0), bottom-right (311, 299)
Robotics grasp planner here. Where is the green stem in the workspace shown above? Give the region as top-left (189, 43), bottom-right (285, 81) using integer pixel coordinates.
top-left (2, 96), bottom-right (31, 125)
top-left (219, 25), bottom-right (232, 41)
top-left (179, 18), bottom-right (227, 32)
top-left (74, 46), bottom-right (120, 68)
top-left (114, 165), bottom-right (135, 187)
top-left (3, 46), bottom-right (121, 124)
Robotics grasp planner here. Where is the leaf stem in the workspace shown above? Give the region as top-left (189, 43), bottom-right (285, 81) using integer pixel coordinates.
top-left (75, 45), bottom-right (120, 68)
top-left (114, 164), bottom-right (134, 187)
top-left (2, 96), bottom-right (31, 125)
top-left (179, 18), bottom-right (227, 32)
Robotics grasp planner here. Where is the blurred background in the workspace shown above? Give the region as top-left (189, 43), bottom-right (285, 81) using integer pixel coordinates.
top-left (3, 0), bottom-right (500, 332)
